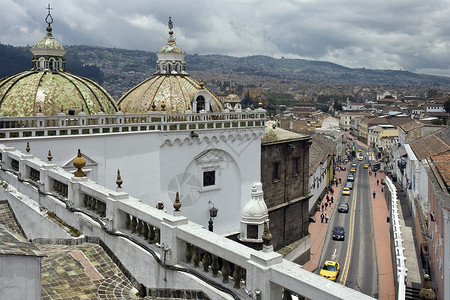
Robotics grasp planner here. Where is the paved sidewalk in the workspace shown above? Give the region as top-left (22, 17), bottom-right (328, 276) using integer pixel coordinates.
top-left (369, 172), bottom-right (396, 299)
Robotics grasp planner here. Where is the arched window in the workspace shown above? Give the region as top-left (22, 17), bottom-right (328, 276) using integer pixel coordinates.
top-left (39, 57), bottom-right (45, 70)
top-left (49, 58), bottom-right (55, 71)
top-left (196, 96), bottom-right (205, 112)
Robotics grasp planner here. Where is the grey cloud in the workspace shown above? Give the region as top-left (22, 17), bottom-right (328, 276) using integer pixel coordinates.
top-left (1, 0), bottom-right (450, 76)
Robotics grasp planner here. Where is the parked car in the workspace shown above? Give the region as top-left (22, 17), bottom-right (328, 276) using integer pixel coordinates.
top-left (338, 203), bottom-right (349, 213)
top-left (347, 174), bottom-right (354, 182)
top-left (352, 162), bottom-right (357, 167)
top-left (345, 182), bottom-right (353, 189)
top-left (332, 226), bottom-right (345, 240)
top-left (320, 261), bottom-right (340, 281)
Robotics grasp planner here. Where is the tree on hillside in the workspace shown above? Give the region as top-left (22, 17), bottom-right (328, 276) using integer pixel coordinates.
top-left (241, 91), bottom-right (254, 108)
top-left (333, 99), bottom-right (343, 111)
top-left (444, 98), bottom-right (450, 113)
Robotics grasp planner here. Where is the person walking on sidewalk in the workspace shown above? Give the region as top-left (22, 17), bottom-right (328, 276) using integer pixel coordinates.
top-left (377, 179), bottom-right (379, 185)
top-left (331, 196), bottom-right (334, 204)
top-left (373, 191), bottom-right (376, 199)
top-left (321, 213), bottom-right (324, 223)
top-left (325, 214), bottom-right (329, 223)
top-left (325, 202), bottom-right (328, 210)
top-left (321, 203), bottom-right (324, 212)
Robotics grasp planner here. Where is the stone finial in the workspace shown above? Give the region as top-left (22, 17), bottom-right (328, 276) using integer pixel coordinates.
top-left (173, 192), bottom-right (181, 211)
top-left (161, 101), bottom-right (166, 111)
top-left (25, 142), bottom-right (30, 153)
top-left (47, 150), bottom-right (53, 162)
top-left (116, 169), bottom-right (123, 189)
top-left (419, 274), bottom-right (436, 300)
top-left (61, 105), bottom-right (64, 113)
top-left (151, 102), bottom-right (156, 111)
top-left (262, 221), bottom-right (272, 246)
top-left (73, 149), bottom-right (86, 177)
top-left (199, 82), bottom-right (204, 89)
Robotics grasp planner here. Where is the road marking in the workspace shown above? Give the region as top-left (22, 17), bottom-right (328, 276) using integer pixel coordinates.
top-left (339, 167), bottom-right (358, 285)
top-left (332, 248), bottom-right (337, 260)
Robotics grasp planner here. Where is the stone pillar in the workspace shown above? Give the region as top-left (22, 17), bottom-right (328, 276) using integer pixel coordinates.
top-left (107, 191), bottom-right (131, 232)
top-left (69, 176), bottom-right (88, 208)
top-left (246, 251), bottom-right (283, 298)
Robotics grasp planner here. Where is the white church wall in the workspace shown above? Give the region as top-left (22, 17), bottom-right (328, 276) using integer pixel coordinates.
top-left (0, 255), bottom-right (42, 300)
top-left (0, 146), bottom-right (374, 300)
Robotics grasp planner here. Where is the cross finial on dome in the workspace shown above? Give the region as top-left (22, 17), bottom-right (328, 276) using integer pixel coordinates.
top-left (168, 16), bottom-right (173, 30)
top-left (168, 16), bottom-right (174, 36)
top-left (45, 4), bottom-right (54, 32)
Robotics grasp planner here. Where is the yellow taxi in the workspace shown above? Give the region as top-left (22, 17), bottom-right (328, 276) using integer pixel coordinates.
top-left (358, 149), bottom-right (362, 152)
top-left (350, 167), bottom-right (356, 172)
top-left (320, 261), bottom-right (340, 281)
top-left (364, 164), bottom-right (368, 169)
top-left (342, 187), bottom-right (351, 195)
top-left (358, 157), bottom-right (363, 161)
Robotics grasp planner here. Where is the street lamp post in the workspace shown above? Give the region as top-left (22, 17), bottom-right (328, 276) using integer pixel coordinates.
top-left (208, 202), bottom-right (218, 232)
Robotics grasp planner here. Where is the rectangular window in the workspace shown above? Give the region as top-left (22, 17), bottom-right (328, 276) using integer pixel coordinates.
top-left (293, 157), bottom-right (300, 175)
top-left (203, 170), bottom-right (215, 187)
top-left (273, 162), bottom-right (280, 180)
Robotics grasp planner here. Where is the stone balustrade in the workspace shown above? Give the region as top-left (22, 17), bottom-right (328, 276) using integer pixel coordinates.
top-left (385, 177), bottom-right (407, 300)
top-left (0, 110), bottom-right (266, 139)
top-left (0, 144), bottom-right (374, 300)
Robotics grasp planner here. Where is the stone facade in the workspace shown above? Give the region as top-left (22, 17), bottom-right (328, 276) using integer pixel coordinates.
top-left (261, 134), bottom-right (311, 252)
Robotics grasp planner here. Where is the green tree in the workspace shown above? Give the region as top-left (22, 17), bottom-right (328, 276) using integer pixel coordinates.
top-left (333, 99), bottom-right (343, 111)
top-left (444, 98), bottom-right (450, 113)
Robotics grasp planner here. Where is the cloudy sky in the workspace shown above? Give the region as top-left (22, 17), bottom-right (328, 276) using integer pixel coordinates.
top-left (2, 0), bottom-right (450, 77)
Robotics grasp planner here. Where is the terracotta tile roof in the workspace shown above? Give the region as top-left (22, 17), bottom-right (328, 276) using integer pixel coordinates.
top-left (430, 150), bottom-right (450, 190)
top-left (296, 131), bottom-right (335, 176)
top-left (409, 127), bottom-right (450, 160)
top-left (399, 120), bottom-right (424, 132)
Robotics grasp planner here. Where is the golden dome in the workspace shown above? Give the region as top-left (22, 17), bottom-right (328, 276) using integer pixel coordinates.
top-left (117, 75), bottom-right (224, 114)
top-left (0, 70), bottom-right (118, 117)
top-left (0, 10), bottom-right (118, 117)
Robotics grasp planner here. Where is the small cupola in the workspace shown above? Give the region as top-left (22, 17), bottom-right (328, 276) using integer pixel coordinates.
top-left (30, 4), bottom-right (67, 72)
top-left (239, 183), bottom-right (269, 247)
top-left (155, 17), bottom-right (187, 75)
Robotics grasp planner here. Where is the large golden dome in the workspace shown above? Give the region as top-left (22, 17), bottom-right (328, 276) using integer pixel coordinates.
top-left (0, 10), bottom-right (117, 117)
top-left (117, 75), bottom-right (223, 114)
top-left (0, 71), bottom-right (118, 117)
top-left (117, 17), bottom-right (224, 114)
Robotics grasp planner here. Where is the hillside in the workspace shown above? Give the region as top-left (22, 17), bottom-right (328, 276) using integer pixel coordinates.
top-left (2, 44), bottom-right (450, 101)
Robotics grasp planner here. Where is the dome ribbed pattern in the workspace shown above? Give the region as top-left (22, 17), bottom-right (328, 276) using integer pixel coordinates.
top-left (0, 70), bottom-right (118, 117)
top-left (117, 75), bottom-right (224, 114)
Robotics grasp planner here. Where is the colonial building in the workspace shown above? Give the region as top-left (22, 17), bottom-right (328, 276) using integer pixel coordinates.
top-left (260, 121), bottom-right (311, 261)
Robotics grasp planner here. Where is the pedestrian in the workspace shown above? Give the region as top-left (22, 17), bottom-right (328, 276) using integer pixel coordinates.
top-left (321, 203), bottom-right (324, 212)
top-left (339, 178), bottom-right (342, 184)
top-left (321, 213), bottom-right (324, 223)
top-left (375, 172), bottom-right (377, 177)
top-left (331, 188), bottom-right (334, 194)
top-left (325, 202), bottom-right (328, 210)
top-left (326, 195), bottom-right (330, 202)
top-left (335, 180), bottom-right (338, 187)
top-left (325, 214), bottom-right (329, 223)
top-left (373, 191), bottom-right (376, 199)
top-left (377, 179), bottom-right (379, 186)
top-left (331, 196), bottom-right (334, 203)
